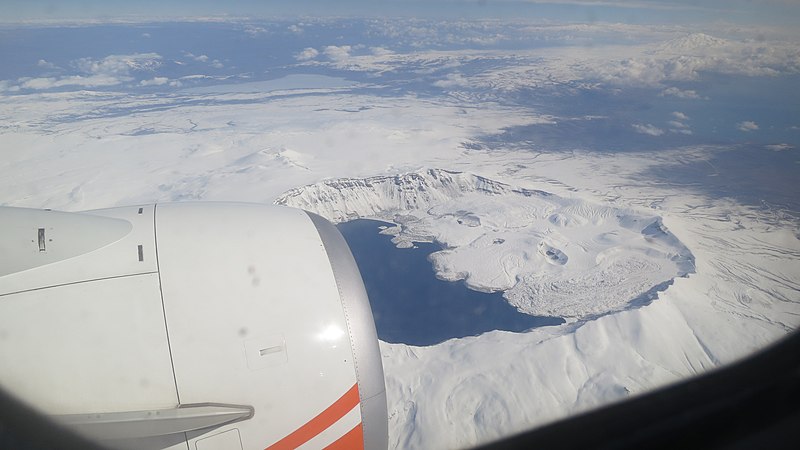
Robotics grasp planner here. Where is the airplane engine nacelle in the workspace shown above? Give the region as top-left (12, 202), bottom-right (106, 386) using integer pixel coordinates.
top-left (0, 203), bottom-right (387, 450)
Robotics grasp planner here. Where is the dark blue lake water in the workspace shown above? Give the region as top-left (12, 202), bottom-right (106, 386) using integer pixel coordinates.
top-left (337, 219), bottom-right (564, 346)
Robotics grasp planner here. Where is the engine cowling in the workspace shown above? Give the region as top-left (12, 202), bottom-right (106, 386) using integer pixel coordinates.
top-left (0, 203), bottom-right (387, 450)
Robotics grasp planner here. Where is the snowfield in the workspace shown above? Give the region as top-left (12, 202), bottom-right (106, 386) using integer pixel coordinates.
top-left (1, 82), bottom-right (797, 450)
top-left (274, 165), bottom-right (798, 448)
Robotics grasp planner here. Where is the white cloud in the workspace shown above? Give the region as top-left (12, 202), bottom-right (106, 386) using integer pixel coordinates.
top-left (487, 30), bottom-right (800, 91)
top-left (244, 25), bottom-right (267, 37)
top-left (180, 74), bottom-right (214, 80)
top-left (545, 31), bottom-right (799, 89)
top-left (737, 121), bottom-right (759, 132)
top-left (503, 1), bottom-right (712, 11)
top-left (139, 77), bottom-right (169, 86)
top-left (288, 24), bottom-right (303, 34)
top-left (666, 111), bottom-right (691, 134)
top-left (141, 32), bottom-right (151, 38)
top-left (37, 59), bottom-right (58, 70)
top-left (323, 45), bottom-right (352, 62)
top-left (286, 26), bottom-right (799, 93)
top-left (632, 123), bottom-right (664, 136)
top-left (671, 111), bottom-right (689, 121)
top-left (648, 33), bottom-right (796, 79)
top-left (12, 53), bottom-right (163, 91)
top-left (19, 77), bottom-right (57, 90)
top-left (295, 48), bottom-right (319, 61)
top-left (75, 53), bottom-right (162, 77)
top-left (765, 143), bottom-right (794, 151)
top-left (433, 72), bottom-right (470, 89)
top-left (184, 53), bottom-right (209, 62)
top-left (181, 53), bottom-right (221, 68)
top-left (18, 75), bottom-right (123, 89)
top-left (371, 47), bottom-right (394, 56)
top-left (660, 87), bottom-right (703, 99)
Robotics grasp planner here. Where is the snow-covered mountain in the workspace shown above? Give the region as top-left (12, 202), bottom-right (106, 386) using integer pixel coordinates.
top-left (275, 168), bottom-right (550, 223)
top-left (655, 32), bottom-right (730, 55)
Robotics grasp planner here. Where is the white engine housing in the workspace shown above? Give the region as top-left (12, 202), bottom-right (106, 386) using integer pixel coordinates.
top-left (0, 203), bottom-right (387, 450)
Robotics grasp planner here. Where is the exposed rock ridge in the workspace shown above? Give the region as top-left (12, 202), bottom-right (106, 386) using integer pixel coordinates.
top-left (274, 168), bottom-right (548, 222)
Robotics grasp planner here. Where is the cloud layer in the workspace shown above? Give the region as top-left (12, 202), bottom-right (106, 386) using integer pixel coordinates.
top-left (737, 121), bottom-right (759, 132)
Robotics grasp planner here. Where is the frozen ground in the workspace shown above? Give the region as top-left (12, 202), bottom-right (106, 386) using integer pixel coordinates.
top-left (1, 18), bottom-right (799, 450)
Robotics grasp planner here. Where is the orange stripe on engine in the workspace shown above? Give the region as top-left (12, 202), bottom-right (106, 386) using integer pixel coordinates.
top-left (265, 383), bottom-right (360, 450)
top-left (324, 423), bottom-right (364, 450)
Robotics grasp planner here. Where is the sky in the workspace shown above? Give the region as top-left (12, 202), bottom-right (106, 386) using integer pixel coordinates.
top-left (2, 0), bottom-right (799, 25)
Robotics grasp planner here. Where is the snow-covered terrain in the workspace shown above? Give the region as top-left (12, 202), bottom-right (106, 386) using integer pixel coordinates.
top-left (275, 164), bottom-right (798, 449)
top-left (1, 17), bottom-right (799, 450)
top-left (277, 169), bottom-right (694, 319)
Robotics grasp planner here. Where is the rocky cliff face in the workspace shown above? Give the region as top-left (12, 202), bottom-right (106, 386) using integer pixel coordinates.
top-left (274, 168), bottom-right (549, 223)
